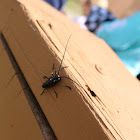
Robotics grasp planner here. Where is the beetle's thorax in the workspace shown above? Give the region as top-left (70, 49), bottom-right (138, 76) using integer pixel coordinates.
top-left (51, 75), bottom-right (61, 81)
top-left (42, 75), bottom-right (61, 88)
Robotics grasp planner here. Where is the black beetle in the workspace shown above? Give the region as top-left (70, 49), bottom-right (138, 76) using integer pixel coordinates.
top-left (41, 35), bottom-right (72, 97)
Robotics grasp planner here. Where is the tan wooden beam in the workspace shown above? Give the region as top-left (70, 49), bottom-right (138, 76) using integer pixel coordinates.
top-left (0, 0), bottom-right (140, 140)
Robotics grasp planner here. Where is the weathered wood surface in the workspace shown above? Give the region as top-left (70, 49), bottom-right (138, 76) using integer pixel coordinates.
top-left (0, 35), bottom-right (44, 140)
top-left (0, 0), bottom-right (140, 140)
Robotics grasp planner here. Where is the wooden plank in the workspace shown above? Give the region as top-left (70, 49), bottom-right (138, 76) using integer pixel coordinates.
top-left (0, 37), bottom-right (44, 140)
top-left (0, 0), bottom-right (140, 140)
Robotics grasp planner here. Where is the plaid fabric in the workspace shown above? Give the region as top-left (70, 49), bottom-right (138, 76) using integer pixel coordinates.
top-left (85, 5), bottom-right (116, 32)
top-left (44, 0), bottom-right (67, 10)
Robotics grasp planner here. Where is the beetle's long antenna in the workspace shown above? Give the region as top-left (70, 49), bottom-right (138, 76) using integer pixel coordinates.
top-left (58, 35), bottom-right (72, 74)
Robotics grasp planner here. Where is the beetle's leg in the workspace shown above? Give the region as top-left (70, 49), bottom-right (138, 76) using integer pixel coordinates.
top-left (41, 88), bottom-right (47, 95)
top-left (58, 83), bottom-right (71, 90)
top-left (43, 76), bottom-right (48, 79)
top-left (61, 76), bottom-right (76, 83)
top-left (51, 63), bottom-right (55, 76)
top-left (52, 86), bottom-right (58, 98)
top-left (61, 76), bottom-right (83, 89)
top-left (59, 66), bottom-right (68, 70)
top-left (55, 66), bottom-right (68, 75)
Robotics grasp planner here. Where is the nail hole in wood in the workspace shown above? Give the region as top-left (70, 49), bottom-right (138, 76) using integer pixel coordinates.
top-left (86, 85), bottom-right (96, 97)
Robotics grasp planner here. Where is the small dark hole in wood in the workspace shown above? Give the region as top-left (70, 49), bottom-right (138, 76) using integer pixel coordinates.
top-left (90, 90), bottom-right (96, 97)
top-left (86, 85), bottom-right (96, 97)
top-left (48, 23), bottom-right (52, 29)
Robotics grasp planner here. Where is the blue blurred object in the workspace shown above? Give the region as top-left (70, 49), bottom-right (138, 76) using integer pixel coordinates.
top-left (85, 5), bottom-right (116, 32)
top-left (44, 0), bottom-right (67, 10)
top-left (96, 11), bottom-right (140, 77)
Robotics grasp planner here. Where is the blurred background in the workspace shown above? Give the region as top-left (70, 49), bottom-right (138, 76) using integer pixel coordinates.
top-left (64, 0), bottom-right (140, 18)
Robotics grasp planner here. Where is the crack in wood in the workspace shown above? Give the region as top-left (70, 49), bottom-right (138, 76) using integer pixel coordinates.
top-left (36, 20), bottom-right (60, 52)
